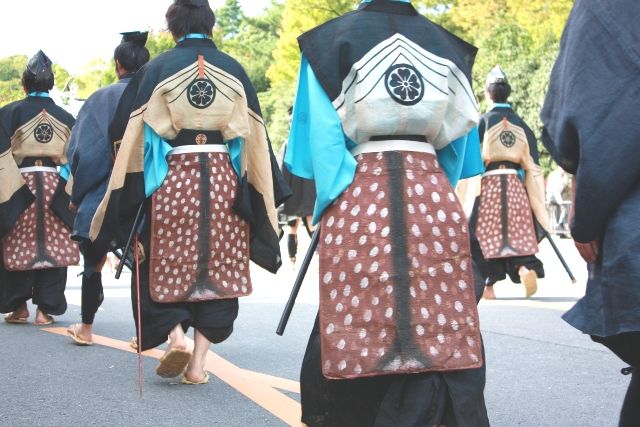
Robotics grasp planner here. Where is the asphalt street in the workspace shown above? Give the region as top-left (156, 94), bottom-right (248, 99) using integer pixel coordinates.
top-left (0, 234), bottom-right (630, 426)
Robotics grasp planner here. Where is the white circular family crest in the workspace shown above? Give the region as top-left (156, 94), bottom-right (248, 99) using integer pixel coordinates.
top-left (385, 64), bottom-right (425, 106)
top-left (499, 130), bottom-right (516, 148)
top-left (34, 123), bottom-right (53, 143)
top-left (188, 78), bottom-right (216, 109)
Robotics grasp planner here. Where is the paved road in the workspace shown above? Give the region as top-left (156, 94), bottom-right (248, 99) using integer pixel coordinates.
top-left (0, 235), bottom-right (630, 426)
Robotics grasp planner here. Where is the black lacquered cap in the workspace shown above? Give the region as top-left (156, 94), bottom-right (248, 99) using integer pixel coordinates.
top-left (26, 50), bottom-right (53, 79)
top-left (120, 31), bottom-right (149, 46)
top-left (174, 0), bottom-right (210, 7)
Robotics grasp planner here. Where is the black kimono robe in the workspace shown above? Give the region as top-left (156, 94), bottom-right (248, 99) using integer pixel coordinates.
top-left (541, 0), bottom-right (640, 339)
top-left (290, 1), bottom-right (489, 425)
top-left (469, 105), bottom-right (546, 285)
top-left (0, 95), bottom-right (77, 315)
top-left (89, 37), bottom-right (289, 350)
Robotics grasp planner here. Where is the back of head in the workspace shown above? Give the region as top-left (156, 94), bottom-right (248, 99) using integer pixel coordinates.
top-left (23, 50), bottom-right (54, 93)
top-left (114, 31), bottom-right (151, 73)
top-left (166, 0), bottom-right (216, 39)
top-left (485, 65), bottom-right (511, 103)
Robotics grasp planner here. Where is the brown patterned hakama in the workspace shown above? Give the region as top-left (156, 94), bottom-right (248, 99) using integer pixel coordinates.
top-left (475, 172), bottom-right (538, 259)
top-left (149, 151), bottom-right (251, 303)
top-left (2, 170), bottom-right (79, 270)
top-left (319, 151), bottom-right (483, 380)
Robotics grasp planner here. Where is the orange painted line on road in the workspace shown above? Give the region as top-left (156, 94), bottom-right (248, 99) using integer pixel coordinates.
top-left (43, 327), bottom-right (303, 426)
top-left (235, 369), bottom-right (300, 394)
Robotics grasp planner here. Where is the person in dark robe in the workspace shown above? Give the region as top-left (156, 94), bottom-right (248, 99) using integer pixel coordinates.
top-left (65, 32), bottom-right (150, 345)
top-left (285, 0), bottom-right (489, 425)
top-left (541, 0), bottom-right (640, 424)
top-left (0, 51), bottom-right (78, 325)
top-left (468, 66), bottom-right (548, 299)
top-left (89, 0), bottom-right (289, 384)
top-left (279, 107), bottom-right (317, 266)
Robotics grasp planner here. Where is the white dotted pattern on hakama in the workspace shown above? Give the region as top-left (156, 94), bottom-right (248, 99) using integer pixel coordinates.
top-left (319, 151), bottom-right (482, 380)
top-left (2, 172), bottom-right (79, 270)
top-left (149, 152), bottom-right (250, 303)
top-left (476, 174), bottom-right (538, 259)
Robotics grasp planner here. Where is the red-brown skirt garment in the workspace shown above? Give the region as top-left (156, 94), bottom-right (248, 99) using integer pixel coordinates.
top-left (476, 173), bottom-right (538, 259)
top-left (149, 151), bottom-right (251, 303)
top-left (2, 171), bottom-right (79, 271)
top-left (319, 150), bottom-right (483, 380)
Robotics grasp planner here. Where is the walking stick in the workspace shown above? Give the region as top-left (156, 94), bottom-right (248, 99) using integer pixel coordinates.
top-left (543, 230), bottom-right (577, 283)
top-left (115, 203), bottom-right (145, 280)
top-left (276, 226), bottom-right (321, 336)
top-left (134, 235), bottom-right (144, 398)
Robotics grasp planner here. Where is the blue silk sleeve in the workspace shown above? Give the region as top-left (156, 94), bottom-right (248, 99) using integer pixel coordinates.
top-left (143, 124), bottom-right (172, 197)
top-left (59, 164), bottom-right (71, 181)
top-left (285, 55), bottom-right (357, 224)
top-left (437, 126), bottom-right (484, 188)
top-left (226, 137), bottom-right (243, 176)
top-left (143, 125), bottom-right (242, 197)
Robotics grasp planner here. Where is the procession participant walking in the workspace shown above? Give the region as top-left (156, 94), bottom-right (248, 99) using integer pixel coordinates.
top-left (545, 167), bottom-right (570, 236)
top-left (541, 0), bottom-right (640, 424)
top-left (469, 66), bottom-right (548, 299)
top-left (286, 0), bottom-right (488, 424)
top-left (65, 32), bottom-right (150, 345)
top-left (0, 51), bottom-right (78, 325)
top-left (89, 0), bottom-right (289, 383)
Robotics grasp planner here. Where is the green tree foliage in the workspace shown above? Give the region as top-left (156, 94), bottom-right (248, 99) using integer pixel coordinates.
top-left (0, 55), bottom-right (27, 81)
top-left (0, 55), bottom-right (72, 106)
top-left (0, 55), bottom-right (28, 106)
top-left (445, 0), bottom-right (573, 173)
top-left (267, 0), bottom-right (355, 90)
top-left (218, 0), bottom-right (284, 94)
top-left (146, 31), bottom-right (176, 58)
top-left (0, 0), bottom-right (574, 169)
top-left (216, 0), bottom-right (245, 38)
top-left (266, 0), bottom-right (572, 171)
top-left (70, 31), bottom-right (175, 100)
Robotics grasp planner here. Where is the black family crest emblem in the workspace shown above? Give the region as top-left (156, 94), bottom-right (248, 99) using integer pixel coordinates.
top-left (34, 123), bottom-right (53, 143)
top-left (385, 64), bottom-right (425, 106)
top-left (188, 78), bottom-right (216, 109)
top-left (499, 130), bottom-right (516, 148)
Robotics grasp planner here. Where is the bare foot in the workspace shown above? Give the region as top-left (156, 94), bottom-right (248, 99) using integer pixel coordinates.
top-left (67, 323), bottom-right (93, 345)
top-left (166, 325), bottom-right (187, 353)
top-left (34, 308), bottom-right (54, 326)
top-left (182, 368), bottom-right (209, 384)
top-left (155, 325), bottom-right (191, 378)
top-left (482, 286), bottom-right (497, 300)
top-left (5, 304), bottom-right (29, 324)
top-left (68, 323), bottom-right (92, 342)
top-left (519, 266), bottom-right (538, 298)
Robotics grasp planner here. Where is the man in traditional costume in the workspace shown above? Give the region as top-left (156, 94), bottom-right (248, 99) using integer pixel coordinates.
top-left (90, 0), bottom-right (289, 384)
top-left (541, 0), bottom-right (640, 424)
top-left (469, 67), bottom-right (548, 299)
top-left (0, 51), bottom-right (78, 325)
top-left (285, 0), bottom-right (489, 424)
top-left (65, 32), bottom-right (150, 345)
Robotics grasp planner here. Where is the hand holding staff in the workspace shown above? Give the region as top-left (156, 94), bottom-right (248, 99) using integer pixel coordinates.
top-left (115, 203), bottom-right (145, 280)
